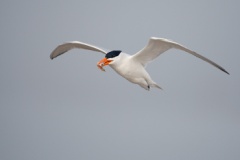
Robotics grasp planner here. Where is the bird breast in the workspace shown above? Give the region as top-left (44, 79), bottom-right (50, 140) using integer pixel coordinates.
top-left (110, 56), bottom-right (148, 82)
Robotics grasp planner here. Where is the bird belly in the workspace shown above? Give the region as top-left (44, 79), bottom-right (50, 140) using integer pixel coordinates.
top-left (111, 62), bottom-right (150, 88)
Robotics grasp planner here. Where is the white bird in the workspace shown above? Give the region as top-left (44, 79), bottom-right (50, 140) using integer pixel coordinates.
top-left (50, 37), bottom-right (229, 90)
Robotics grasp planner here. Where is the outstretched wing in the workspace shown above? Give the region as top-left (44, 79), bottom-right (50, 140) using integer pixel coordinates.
top-left (50, 41), bottom-right (107, 59)
top-left (132, 37), bottom-right (229, 74)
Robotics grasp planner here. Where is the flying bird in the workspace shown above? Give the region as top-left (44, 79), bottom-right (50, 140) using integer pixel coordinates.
top-left (50, 37), bottom-right (229, 90)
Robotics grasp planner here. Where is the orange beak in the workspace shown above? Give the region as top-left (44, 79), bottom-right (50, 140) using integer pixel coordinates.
top-left (97, 58), bottom-right (112, 72)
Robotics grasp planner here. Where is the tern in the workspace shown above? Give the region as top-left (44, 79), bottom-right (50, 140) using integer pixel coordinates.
top-left (50, 37), bottom-right (229, 90)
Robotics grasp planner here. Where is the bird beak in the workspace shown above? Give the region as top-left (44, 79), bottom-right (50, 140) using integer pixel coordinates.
top-left (97, 58), bottom-right (112, 71)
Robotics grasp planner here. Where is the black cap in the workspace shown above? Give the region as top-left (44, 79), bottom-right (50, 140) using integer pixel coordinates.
top-left (105, 50), bottom-right (122, 59)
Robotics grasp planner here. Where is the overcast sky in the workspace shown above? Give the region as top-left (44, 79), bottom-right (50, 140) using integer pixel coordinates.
top-left (1, 0), bottom-right (240, 160)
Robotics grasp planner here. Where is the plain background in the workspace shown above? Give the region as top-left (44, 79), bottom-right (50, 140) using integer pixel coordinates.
top-left (1, 0), bottom-right (239, 160)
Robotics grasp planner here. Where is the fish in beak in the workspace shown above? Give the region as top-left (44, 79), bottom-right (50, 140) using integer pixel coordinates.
top-left (97, 57), bottom-right (112, 71)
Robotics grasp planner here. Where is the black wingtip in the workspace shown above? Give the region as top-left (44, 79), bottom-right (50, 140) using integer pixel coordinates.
top-left (50, 54), bottom-right (58, 60)
top-left (220, 68), bottom-right (230, 75)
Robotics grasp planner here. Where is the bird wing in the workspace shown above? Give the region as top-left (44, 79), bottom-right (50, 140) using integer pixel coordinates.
top-left (132, 37), bottom-right (229, 74)
top-left (50, 41), bottom-right (107, 59)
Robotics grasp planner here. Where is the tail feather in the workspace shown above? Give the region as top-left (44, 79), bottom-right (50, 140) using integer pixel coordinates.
top-left (150, 83), bottom-right (163, 90)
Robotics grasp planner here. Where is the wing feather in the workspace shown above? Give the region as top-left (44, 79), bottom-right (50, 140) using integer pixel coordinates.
top-left (50, 41), bottom-right (107, 59)
top-left (132, 37), bottom-right (229, 74)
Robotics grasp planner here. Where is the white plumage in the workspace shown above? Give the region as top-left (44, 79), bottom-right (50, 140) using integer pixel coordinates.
top-left (50, 37), bottom-right (229, 90)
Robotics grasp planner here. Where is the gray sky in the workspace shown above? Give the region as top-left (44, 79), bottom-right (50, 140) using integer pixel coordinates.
top-left (1, 0), bottom-right (240, 160)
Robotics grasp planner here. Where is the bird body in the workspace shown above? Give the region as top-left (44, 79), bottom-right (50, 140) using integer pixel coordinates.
top-left (109, 53), bottom-right (158, 90)
top-left (50, 37), bottom-right (229, 90)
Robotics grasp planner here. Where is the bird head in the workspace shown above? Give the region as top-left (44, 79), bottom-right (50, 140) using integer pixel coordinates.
top-left (97, 50), bottom-right (121, 71)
